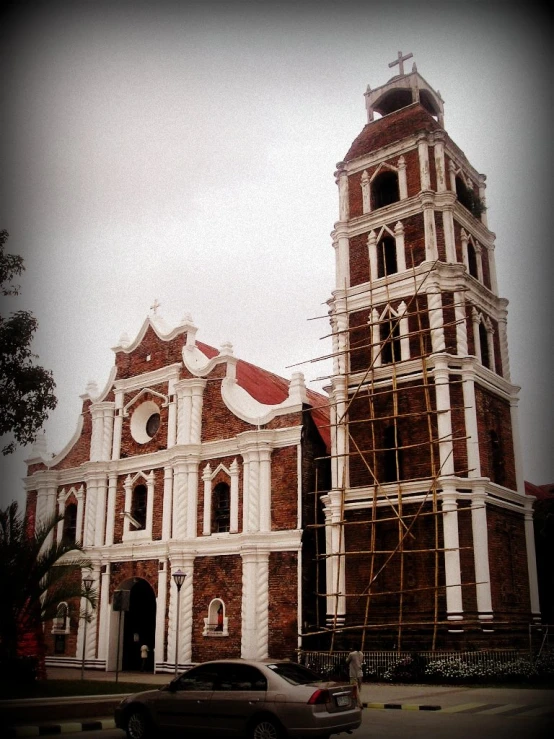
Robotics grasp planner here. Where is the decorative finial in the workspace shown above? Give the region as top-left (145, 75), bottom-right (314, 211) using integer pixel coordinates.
top-left (119, 331), bottom-right (130, 348)
top-left (388, 50), bottom-right (414, 76)
top-left (85, 380), bottom-right (99, 398)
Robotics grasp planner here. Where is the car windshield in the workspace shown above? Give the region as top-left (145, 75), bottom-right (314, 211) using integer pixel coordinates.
top-left (267, 662), bottom-right (321, 685)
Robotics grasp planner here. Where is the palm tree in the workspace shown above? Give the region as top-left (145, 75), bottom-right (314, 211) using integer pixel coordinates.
top-left (0, 501), bottom-right (96, 679)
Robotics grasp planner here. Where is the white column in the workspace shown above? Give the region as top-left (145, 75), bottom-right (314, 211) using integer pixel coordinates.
top-left (86, 563), bottom-right (100, 660)
top-left (460, 229), bottom-right (469, 272)
top-left (523, 506), bottom-right (542, 621)
top-left (434, 358), bottom-right (454, 477)
top-left (497, 309), bottom-right (511, 381)
top-left (418, 135), bottom-right (431, 191)
top-left (97, 562), bottom-right (111, 662)
top-left (434, 137), bottom-right (447, 193)
top-left (167, 384), bottom-right (177, 448)
top-left (478, 174), bottom-right (488, 228)
top-left (470, 491), bottom-right (493, 621)
top-left (83, 479), bottom-right (98, 547)
top-left (397, 156), bottom-right (408, 199)
top-left (230, 459), bottom-right (240, 533)
top-left (259, 448), bottom-right (272, 532)
top-left (162, 466), bottom-right (173, 541)
top-left (202, 464), bottom-right (212, 535)
top-left (94, 475), bottom-right (107, 547)
top-left (190, 380), bottom-right (206, 445)
top-left (475, 243), bottom-right (484, 283)
top-left (461, 361), bottom-right (481, 477)
top-left (394, 221), bottom-right (406, 273)
top-left (337, 164), bottom-right (349, 221)
top-left (422, 196), bottom-right (438, 261)
top-left (335, 225), bottom-right (350, 290)
top-left (371, 308), bottom-right (381, 368)
top-left (168, 558), bottom-right (194, 669)
top-left (367, 230), bottom-right (377, 281)
top-left (75, 486), bottom-right (85, 544)
top-left (155, 560), bottom-right (168, 669)
top-left (104, 475), bottom-right (117, 546)
top-left (56, 489), bottom-right (65, 543)
top-left (471, 308), bottom-right (482, 362)
top-left (361, 170), bottom-right (370, 213)
top-left (326, 491), bottom-right (346, 626)
top-left (441, 489), bottom-right (463, 622)
top-left (111, 391), bottom-right (124, 460)
top-left (454, 289), bottom-right (468, 356)
top-left (398, 301), bottom-right (410, 362)
top-left (172, 462), bottom-right (188, 539)
top-left (442, 207), bottom-right (457, 263)
top-left (486, 319), bottom-right (496, 373)
top-left (90, 404), bottom-right (104, 462)
top-left (510, 398), bottom-right (525, 496)
top-left (448, 159), bottom-right (457, 192)
top-left (427, 285), bottom-right (445, 353)
top-left (241, 550), bottom-right (270, 659)
top-left (186, 463), bottom-right (199, 539)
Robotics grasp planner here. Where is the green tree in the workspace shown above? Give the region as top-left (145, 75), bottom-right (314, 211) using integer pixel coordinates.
top-left (0, 229), bottom-right (57, 455)
top-left (0, 501), bottom-right (96, 676)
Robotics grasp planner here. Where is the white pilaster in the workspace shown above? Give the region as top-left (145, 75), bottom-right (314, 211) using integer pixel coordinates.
top-left (172, 462), bottom-right (189, 540)
top-left (361, 170), bottom-right (370, 213)
top-left (433, 137), bottom-right (446, 193)
top-left (454, 289), bottom-right (468, 356)
top-left (83, 479), bottom-right (98, 548)
top-left (97, 562), bottom-right (111, 662)
top-left (523, 506), bottom-right (542, 621)
top-left (155, 560), bottom-right (168, 668)
top-left (104, 475), bottom-right (117, 546)
top-left (427, 285), bottom-right (445, 353)
top-left (394, 221), bottom-right (406, 273)
top-left (367, 230), bottom-right (378, 281)
top-left (470, 491), bottom-right (493, 620)
top-left (418, 135), bottom-right (431, 191)
top-left (241, 550), bottom-right (270, 660)
top-left (397, 156), bottom-right (408, 199)
top-left (111, 391), bottom-right (124, 460)
top-left (230, 459), bottom-right (240, 533)
top-left (441, 489), bottom-right (463, 622)
top-left (94, 475), bottom-right (107, 547)
top-left (162, 466), bottom-right (173, 540)
top-left (434, 358), bottom-right (454, 477)
top-left (461, 361), bottom-right (481, 477)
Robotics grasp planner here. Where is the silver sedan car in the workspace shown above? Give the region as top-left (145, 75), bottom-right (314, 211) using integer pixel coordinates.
top-left (115, 658), bottom-right (362, 739)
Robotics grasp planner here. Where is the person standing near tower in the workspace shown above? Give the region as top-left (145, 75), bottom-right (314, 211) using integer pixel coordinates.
top-left (346, 649), bottom-right (364, 708)
top-left (140, 643), bottom-right (149, 672)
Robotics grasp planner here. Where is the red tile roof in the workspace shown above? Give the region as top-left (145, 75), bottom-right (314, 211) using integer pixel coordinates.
top-left (525, 481), bottom-right (554, 500)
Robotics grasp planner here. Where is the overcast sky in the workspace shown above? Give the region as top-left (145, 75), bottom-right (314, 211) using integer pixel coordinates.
top-left (1, 0), bottom-right (552, 509)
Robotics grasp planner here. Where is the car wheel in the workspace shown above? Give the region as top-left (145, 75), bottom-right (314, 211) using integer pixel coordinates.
top-left (126, 708), bottom-right (150, 739)
top-left (250, 716), bottom-right (283, 739)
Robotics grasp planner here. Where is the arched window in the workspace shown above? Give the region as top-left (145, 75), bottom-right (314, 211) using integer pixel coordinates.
top-left (52, 602), bottom-right (70, 633)
top-left (377, 236), bottom-right (397, 278)
top-left (380, 315), bottom-right (401, 365)
top-left (131, 484), bottom-right (147, 530)
top-left (213, 482), bottom-right (230, 533)
top-left (455, 176), bottom-right (473, 211)
top-left (372, 170), bottom-right (399, 210)
top-left (489, 430), bottom-right (505, 486)
top-left (479, 322), bottom-right (490, 369)
top-left (203, 598), bottom-right (229, 637)
top-left (383, 425), bottom-right (403, 482)
top-left (467, 242), bottom-right (478, 279)
top-left (62, 503), bottom-right (77, 544)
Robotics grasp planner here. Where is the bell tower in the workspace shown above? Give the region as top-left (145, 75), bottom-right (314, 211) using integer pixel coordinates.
top-left (321, 54), bottom-right (540, 649)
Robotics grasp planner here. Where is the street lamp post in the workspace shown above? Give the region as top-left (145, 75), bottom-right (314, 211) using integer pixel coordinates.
top-left (80, 574), bottom-right (94, 681)
top-left (172, 569), bottom-right (186, 678)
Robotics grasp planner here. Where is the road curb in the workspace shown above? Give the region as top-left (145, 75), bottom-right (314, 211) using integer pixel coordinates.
top-left (365, 702), bottom-right (442, 711)
top-left (7, 718), bottom-right (115, 737)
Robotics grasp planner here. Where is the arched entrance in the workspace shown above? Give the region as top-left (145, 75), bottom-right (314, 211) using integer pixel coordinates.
top-left (121, 578), bottom-right (156, 672)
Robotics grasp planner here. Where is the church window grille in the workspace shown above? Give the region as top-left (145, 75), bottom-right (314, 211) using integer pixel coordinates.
top-left (380, 314), bottom-right (401, 365)
top-left (372, 170), bottom-right (399, 210)
top-left (213, 482), bottom-right (230, 533)
top-left (479, 322), bottom-right (490, 370)
top-left (62, 502), bottom-right (77, 544)
top-left (489, 430), bottom-right (505, 486)
top-left (377, 236), bottom-right (397, 278)
top-left (383, 425), bottom-right (403, 482)
top-left (131, 484), bottom-right (147, 530)
top-left (146, 412), bottom-right (160, 438)
top-left (467, 242), bottom-right (478, 279)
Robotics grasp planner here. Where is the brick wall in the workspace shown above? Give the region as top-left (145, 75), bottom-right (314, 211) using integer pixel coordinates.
top-left (268, 551), bottom-right (299, 659)
top-left (475, 386), bottom-right (516, 490)
top-left (487, 506), bottom-right (531, 617)
top-left (192, 555), bottom-right (242, 662)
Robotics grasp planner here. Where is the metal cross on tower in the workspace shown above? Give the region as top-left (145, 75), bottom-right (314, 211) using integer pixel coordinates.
top-left (388, 50), bottom-right (413, 76)
top-left (150, 298), bottom-right (161, 315)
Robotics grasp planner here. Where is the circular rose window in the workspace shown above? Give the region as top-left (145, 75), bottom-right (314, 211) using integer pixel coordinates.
top-left (130, 401), bottom-right (162, 444)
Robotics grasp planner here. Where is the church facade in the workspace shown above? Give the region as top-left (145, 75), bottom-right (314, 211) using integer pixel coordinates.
top-left (24, 315), bottom-right (329, 671)
top-left (24, 56), bottom-right (541, 670)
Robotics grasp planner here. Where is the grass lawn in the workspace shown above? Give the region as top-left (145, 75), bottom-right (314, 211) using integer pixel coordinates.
top-left (1, 679), bottom-right (159, 700)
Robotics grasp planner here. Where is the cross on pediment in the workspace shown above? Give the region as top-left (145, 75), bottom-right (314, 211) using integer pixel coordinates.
top-left (150, 298), bottom-right (161, 315)
top-left (388, 51), bottom-right (414, 76)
